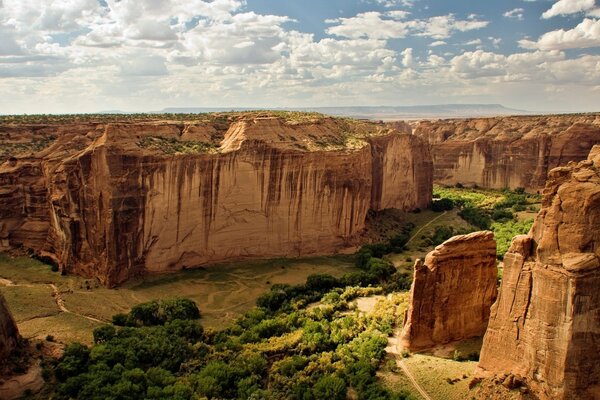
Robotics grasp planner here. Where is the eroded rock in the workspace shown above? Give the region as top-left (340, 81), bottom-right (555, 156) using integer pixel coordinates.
top-left (0, 114), bottom-right (432, 286)
top-left (401, 231), bottom-right (498, 351)
top-left (478, 145), bottom-right (600, 400)
top-left (0, 292), bottom-right (19, 360)
top-left (414, 114), bottom-right (600, 191)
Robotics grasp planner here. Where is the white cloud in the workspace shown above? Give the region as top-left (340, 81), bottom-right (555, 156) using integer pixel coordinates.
top-left (465, 39), bottom-right (482, 46)
top-left (326, 12), bottom-right (489, 40)
top-left (519, 18), bottom-right (600, 49)
top-left (542, 0), bottom-right (595, 19)
top-left (504, 8), bottom-right (525, 20)
top-left (401, 48), bottom-right (413, 67)
top-left (429, 40), bottom-right (447, 47)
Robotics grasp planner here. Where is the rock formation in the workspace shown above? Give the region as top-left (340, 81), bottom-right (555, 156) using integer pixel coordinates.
top-left (0, 113), bottom-right (432, 286)
top-left (414, 114), bottom-right (600, 191)
top-left (478, 145), bottom-right (600, 399)
top-left (401, 231), bottom-right (498, 351)
top-left (0, 292), bottom-right (19, 360)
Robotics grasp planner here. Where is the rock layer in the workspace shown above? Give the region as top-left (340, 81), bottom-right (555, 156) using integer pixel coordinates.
top-left (0, 292), bottom-right (19, 360)
top-left (414, 114), bottom-right (600, 191)
top-left (401, 231), bottom-right (498, 351)
top-left (0, 114), bottom-right (432, 286)
top-left (478, 145), bottom-right (600, 400)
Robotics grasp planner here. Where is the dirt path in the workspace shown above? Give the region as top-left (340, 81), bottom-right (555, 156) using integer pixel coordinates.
top-left (397, 359), bottom-right (433, 400)
top-left (385, 328), bottom-right (432, 400)
top-left (49, 284), bottom-right (104, 324)
top-left (407, 211), bottom-right (448, 245)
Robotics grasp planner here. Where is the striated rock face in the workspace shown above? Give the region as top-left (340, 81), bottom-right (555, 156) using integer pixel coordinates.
top-left (0, 114), bottom-right (432, 286)
top-left (479, 145), bottom-right (600, 400)
top-left (0, 292), bottom-right (19, 360)
top-left (401, 231), bottom-right (498, 351)
top-left (414, 114), bottom-right (600, 191)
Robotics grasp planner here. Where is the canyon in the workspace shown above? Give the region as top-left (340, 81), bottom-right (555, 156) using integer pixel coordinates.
top-left (478, 145), bottom-right (600, 399)
top-left (400, 231), bottom-right (498, 352)
top-left (414, 114), bottom-right (600, 191)
top-left (0, 114), bottom-right (432, 286)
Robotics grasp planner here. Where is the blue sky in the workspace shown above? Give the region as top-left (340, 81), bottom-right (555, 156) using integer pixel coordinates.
top-left (0, 0), bottom-right (599, 113)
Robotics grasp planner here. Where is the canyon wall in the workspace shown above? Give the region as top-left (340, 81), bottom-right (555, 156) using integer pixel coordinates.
top-left (414, 114), bottom-right (600, 191)
top-left (0, 292), bottom-right (19, 360)
top-left (401, 231), bottom-right (498, 351)
top-left (0, 115), bottom-right (432, 286)
top-left (478, 146), bottom-right (600, 399)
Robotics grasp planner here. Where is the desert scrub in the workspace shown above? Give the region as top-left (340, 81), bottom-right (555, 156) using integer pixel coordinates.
top-left (137, 136), bottom-right (218, 154)
top-left (0, 136), bottom-right (56, 161)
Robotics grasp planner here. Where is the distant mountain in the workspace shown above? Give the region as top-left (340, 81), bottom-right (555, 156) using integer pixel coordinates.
top-left (158, 104), bottom-right (531, 120)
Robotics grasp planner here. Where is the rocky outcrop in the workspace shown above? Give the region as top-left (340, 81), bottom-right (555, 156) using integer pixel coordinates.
top-left (0, 292), bottom-right (19, 360)
top-left (401, 231), bottom-right (498, 351)
top-left (414, 114), bottom-right (600, 191)
top-left (0, 114), bottom-right (432, 286)
top-left (478, 145), bottom-right (600, 400)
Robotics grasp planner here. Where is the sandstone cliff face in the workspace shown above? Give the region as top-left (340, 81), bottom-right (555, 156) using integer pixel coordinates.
top-left (414, 114), bottom-right (600, 191)
top-left (401, 231), bottom-right (498, 351)
top-left (0, 292), bottom-right (19, 360)
top-left (0, 114), bottom-right (432, 286)
top-left (478, 145), bottom-right (600, 400)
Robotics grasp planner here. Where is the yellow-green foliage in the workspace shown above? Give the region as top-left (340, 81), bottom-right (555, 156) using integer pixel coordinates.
top-left (137, 136), bottom-right (218, 154)
top-left (491, 219), bottom-right (534, 258)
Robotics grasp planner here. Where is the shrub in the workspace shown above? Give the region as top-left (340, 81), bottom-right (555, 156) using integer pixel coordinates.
top-left (491, 209), bottom-right (514, 222)
top-left (459, 207), bottom-right (491, 230)
top-left (128, 298), bottom-right (200, 326)
top-left (313, 375), bottom-right (347, 400)
top-left (431, 198), bottom-right (454, 212)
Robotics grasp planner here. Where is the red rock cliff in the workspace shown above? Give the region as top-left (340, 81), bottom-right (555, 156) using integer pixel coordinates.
top-left (478, 145), bottom-right (600, 399)
top-left (0, 114), bottom-right (432, 286)
top-left (414, 114), bottom-right (600, 191)
top-left (0, 292), bottom-right (19, 360)
top-left (401, 231), bottom-right (498, 351)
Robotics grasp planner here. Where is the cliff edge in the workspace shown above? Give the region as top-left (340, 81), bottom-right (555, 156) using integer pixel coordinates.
top-left (0, 113), bottom-right (432, 286)
top-left (401, 231), bottom-right (498, 351)
top-left (478, 145), bottom-right (600, 399)
top-left (415, 114), bottom-right (600, 191)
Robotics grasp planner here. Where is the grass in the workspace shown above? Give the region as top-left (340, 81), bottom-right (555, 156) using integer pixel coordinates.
top-left (403, 354), bottom-right (478, 400)
top-left (1, 253), bottom-right (357, 344)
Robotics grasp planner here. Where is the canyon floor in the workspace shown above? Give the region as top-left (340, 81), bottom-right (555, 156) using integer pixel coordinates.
top-left (0, 186), bottom-right (540, 400)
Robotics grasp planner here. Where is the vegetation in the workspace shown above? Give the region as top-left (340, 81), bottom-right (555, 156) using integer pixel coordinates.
top-left (47, 263), bottom-right (415, 399)
top-left (0, 136), bottom-right (56, 161)
top-left (137, 136), bottom-right (218, 154)
top-left (433, 186), bottom-right (539, 258)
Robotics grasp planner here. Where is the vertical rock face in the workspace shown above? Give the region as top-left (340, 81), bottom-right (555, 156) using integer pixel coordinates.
top-left (414, 114), bottom-right (600, 191)
top-left (401, 231), bottom-right (498, 351)
top-left (0, 292), bottom-right (19, 360)
top-left (479, 146), bottom-right (600, 400)
top-left (0, 114), bottom-right (433, 286)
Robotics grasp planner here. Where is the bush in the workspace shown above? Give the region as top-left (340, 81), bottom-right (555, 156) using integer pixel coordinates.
top-left (431, 226), bottom-right (454, 246)
top-left (458, 207), bottom-right (491, 230)
top-left (491, 209), bottom-right (514, 222)
top-left (313, 375), bottom-right (347, 400)
top-left (129, 298), bottom-right (200, 327)
top-left (389, 233), bottom-right (410, 252)
top-left (93, 325), bottom-right (116, 344)
top-left (431, 198), bottom-right (454, 212)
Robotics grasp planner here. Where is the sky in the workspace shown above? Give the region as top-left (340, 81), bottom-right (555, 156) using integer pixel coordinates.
top-left (0, 0), bottom-right (599, 114)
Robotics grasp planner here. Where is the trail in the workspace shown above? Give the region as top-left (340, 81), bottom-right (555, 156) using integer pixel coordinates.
top-left (385, 330), bottom-right (432, 400)
top-left (407, 211), bottom-right (448, 245)
top-left (397, 359), bottom-right (433, 400)
top-left (49, 284), bottom-right (104, 324)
